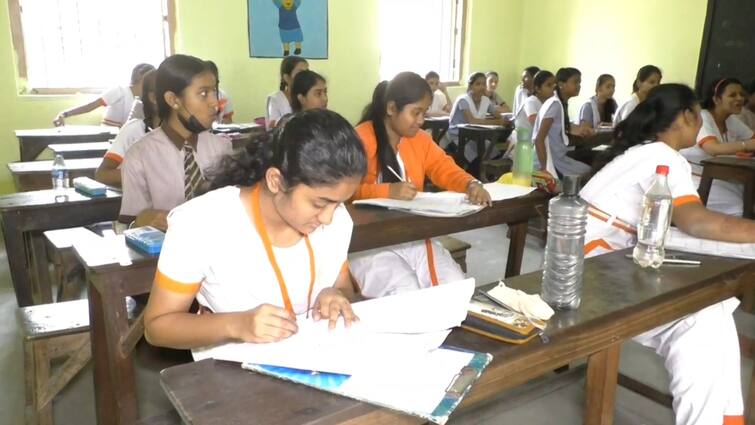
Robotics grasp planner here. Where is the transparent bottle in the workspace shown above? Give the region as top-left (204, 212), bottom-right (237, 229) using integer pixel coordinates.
top-left (541, 175), bottom-right (588, 309)
top-left (512, 127), bottom-right (534, 187)
top-left (633, 165), bottom-right (673, 269)
top-left (51, 154), bottom-right (69, 200)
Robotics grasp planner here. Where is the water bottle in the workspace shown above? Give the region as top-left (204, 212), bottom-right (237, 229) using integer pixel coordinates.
top-left (541, 175), bottom-right (588, 309)
top-left (51, 154), bottom-right (69, 199)
top-left (512, 127), bottom-right (534, 186)
top-left (633, 165), bottom-right (673, 269)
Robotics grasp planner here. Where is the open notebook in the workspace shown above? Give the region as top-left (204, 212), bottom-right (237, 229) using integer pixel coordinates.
top-left (665, 227), bottom-right (755, 259)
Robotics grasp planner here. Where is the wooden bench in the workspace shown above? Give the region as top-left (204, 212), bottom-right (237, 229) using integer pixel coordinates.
top-left (8, 158), bottom-right (103, 192)
top-left (46, 141), bottom-right (111, 160)
top-left (18, 298), bottom-right (138, 425)
top-left (438, 235), bottom-right (472, 273)
top-left (43, 228), bottom-right (102, 302)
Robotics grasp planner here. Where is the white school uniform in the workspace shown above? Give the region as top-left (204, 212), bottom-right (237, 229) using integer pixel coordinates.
top-left (581, 141), bottom-right (742, 425)
top-left (737, 108), bottom-right (755, 132)
top-left (512, 84), bottom-right (528, 118)
top-left (613, 93), bottom-right (640, 125)
top-left (532, 96), bottom-right (590, 178)
top-left (428, 90), bottom-right (449, 115)
top-left (265, 90), bottom-right (291, 130)
top-left (579, 96), bottom-right (601, 128)
top-left (100, 86), bottom-right (135, 127)
top-left (153, 185), bottom-right (352, 359)
top-left (103, 118), bottom-right (149, 165)
top-left (679, 110), bottom-right (754, 216)
top-left (448, 93), bottom-right (499, 162)
top-left (515, 95), bottom-right (543, 134)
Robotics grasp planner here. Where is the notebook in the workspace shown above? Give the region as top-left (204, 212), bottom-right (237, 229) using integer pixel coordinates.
top-left (665, 227), bottom-right (755, 259)
top-left (353, 192), bottom-right (484, 217)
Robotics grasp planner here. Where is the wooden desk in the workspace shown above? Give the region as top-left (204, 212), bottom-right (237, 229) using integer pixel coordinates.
top-left (16, 126), bottom-right (117, 161)
top-left (8, 158), bottom-right (103, 192)
top-left (211, 122), bottom-right (266, 150)
top-left (422, 116), bottom-right (450, 143)
top-left (78, 192), bottom-right (549, 425)
top-left (158, 250), bottom-right (755, 425)
top-left (0, 188), bottom-right (121, 307)
top-left (456, 125), bottom-right (514, 178)
top-left (47, 141), bottom-right (111, 160)
top-left (698, 156), bottom-right (755, 218)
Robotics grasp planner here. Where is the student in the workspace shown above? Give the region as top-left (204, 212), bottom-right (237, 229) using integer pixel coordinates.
top-left (513, 66), bottom-right (540, 116)
top-left (290, 70), bottom-right (328, 113)
top-left (349, 72), bottom-right (491, 298)
top-left (266, 55), bottom-right (309, 129)
top-left (737, 78), bottom-right (755, 131)
top-left (118, 54), bottom-right (232, 231)
top-left (579, 74), bottom-right (617, 128)
top-left (679, 78), bottom-right (755, 216)
top-left (613, 65), bottom-right (662, 125)
top-left (206, 60), bottom-right (234, 124)
top-left (425, 71), bottom-right (451, 116)
top-left (485, 71), bottom-right (511, 113)
top-left (582, 83), bottom-right (753, 425)
top-left (532, 67), bottom-right (593, 178)
top-left (53, 63), bottom-right (155, 128)
top-left (95, 70), bottom-right (159, 187)
top-left (448, 72), bottom-right (510, 164)
top-left (514, 70), bottom-right (555, 134)
top-left (143, 109), bottom-right (366, 351)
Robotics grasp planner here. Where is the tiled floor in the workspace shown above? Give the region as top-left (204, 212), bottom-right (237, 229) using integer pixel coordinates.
top-left (0, 225), bottom-right (751, 424)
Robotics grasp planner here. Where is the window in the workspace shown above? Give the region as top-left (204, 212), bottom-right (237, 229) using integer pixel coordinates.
top-left (8, 0), bottom-right (175, 94)
top-left (378, 0), bottom-right (465, 83)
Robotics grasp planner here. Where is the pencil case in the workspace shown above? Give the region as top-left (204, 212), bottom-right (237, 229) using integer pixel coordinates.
top-left (73, 176), bottom-right (107, 197)
top-left (123, 226), bottom-right (165, 256)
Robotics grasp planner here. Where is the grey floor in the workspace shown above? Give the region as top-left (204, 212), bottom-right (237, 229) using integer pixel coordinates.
top-left (0, 224), bottom-right (752, 424)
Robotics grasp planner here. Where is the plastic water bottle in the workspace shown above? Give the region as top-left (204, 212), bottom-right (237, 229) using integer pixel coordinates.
top-left (51, 154), bottom-right (69, 199)
top-left (633, 165), bottom-right (673, 269)
top-left (541, 176), bottom-right (588, 309)
top-left (512, 127), bottom-right (534, 187)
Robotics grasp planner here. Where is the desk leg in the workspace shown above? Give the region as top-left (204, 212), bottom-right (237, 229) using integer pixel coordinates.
top-left (505, 221), bottom-right (528, 278)
top-left (29, 233), bottom-right (53, 304)
top-left (2, 212), bottom-right (34, 307)
top-left (585, 344), bottom-right (620, 425)
top-left (697, 170), bottom-right (713, 206)
top-left (743, 175), bottom-right (754, 219)
top-left (455, 133), bottom-right (468, 168)
top-left (89, 276), bottom-right (139, 425)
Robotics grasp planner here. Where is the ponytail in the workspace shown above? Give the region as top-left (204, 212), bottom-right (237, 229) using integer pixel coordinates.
top-left (140, 69), bottom-right (158, 131)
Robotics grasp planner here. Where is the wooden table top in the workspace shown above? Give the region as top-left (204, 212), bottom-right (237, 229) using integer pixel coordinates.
top-left (47, 141), bottom-right (112, 154)
top-left (702, 155), bottom-right (755, 169)
top-left (0, 188), bottom-right (121, 211)
top-left (8, 157), bottom-right (103, 174)
top-left (15, 125), bottom-right (118, 138)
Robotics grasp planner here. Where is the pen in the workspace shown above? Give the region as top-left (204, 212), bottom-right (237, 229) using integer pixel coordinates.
top-left (386, 165), bottom-right (411, 183)
top-left (624, 253), bottom-right (701, 266)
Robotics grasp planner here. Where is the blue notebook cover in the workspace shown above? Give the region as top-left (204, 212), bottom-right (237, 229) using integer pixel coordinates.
top-left (123, 226), bottom-right (165, 256)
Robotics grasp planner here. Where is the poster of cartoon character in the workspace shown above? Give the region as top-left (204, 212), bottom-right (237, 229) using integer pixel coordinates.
top-left (248, 0), bottom-right (328, 58)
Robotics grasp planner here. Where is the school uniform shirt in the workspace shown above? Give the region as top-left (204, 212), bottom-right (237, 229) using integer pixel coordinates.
top-left (216, 89), bottom-right (234, 123)
top-left (579, 96), bottom-right (602, 128)
top-left (513, 84), bottom-right (528, 118)
top-left (103, 118), bottom-right (149, 165)
top-left (514, 95), bottom-right (543, 133)
top-left (100, 86), bottom-right (135, 127)
top-left (428, 90), bottom-right (448, 115)
top-left (154, 185), bottom-right (352, 357)
top-left (533, 97), bottom-right (591, 177)
top-left (120, 128), bottom-right (232, 217)
top-left (613, 93), bottom-right (639, 125)
top-left (737, 108), bottom-right (755, 132)
top-left (679, 110), bottom-right (754, 216)
top-left (265, 90), bottom-right (291, 130)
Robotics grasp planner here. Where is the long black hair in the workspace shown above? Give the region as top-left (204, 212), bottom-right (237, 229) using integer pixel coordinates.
top-left (595, 83), bottom-right (698, 171)
top-left (211, 109), bottom-right (366, 189)
top-left (359, 72), bottom-right (432, 183)
top-left (555, 67), bottom-right (581, 130)
top-left (291, 70), bottom-right (326, 112)
top-left (155, 54), bottom-right (213, 121)
top-left (596, 74), bottom-right (618, 122)
top-left (279, 56), bottom-right (308, 91)
top-left (140, 69), bottom-right (158, 131)
top-left (701, 77), bottom-right (743, 110)
top-left (632, 65), bottom-right (662, 93)
top-left (532, 70), bottom-right (554, 97)
top-left (130, 63), bottom-right (155, 85)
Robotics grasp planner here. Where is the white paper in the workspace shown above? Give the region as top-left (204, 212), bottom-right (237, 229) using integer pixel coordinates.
top-left (353, 192), bottom-right (484, 217)
top-left (482, 182), bottom-right (535, 201)
top-left (457, 123), bottom-right (504, 130)
top-left (73, 234), bottom-right (132, 266)
top-left (665, 227), bottom-right (755, 260)
top-left (44, 227), bottom-right (100, 248)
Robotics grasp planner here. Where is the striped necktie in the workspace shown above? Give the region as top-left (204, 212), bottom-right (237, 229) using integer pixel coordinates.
top-left (183, 142), bottom-right (202, 200)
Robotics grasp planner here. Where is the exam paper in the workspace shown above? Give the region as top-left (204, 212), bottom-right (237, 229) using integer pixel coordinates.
top-left (353, 192), bottom-right (484, 217)
top-left (665, 227), bottom-right (755, 260)
top-left (482, 182), bottom-right (535, 201)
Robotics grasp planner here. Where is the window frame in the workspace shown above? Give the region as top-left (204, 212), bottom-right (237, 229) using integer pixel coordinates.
top-left (7, 0), bottom-right (177, 95)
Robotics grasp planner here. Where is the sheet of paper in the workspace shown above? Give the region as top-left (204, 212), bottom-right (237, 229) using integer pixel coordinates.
top-left (457, 123), bottom-right (504, 130)
top-left (73, 234), bottom-right (132, 266)
top-left (353, 192), bottom-right (484, 217)
top-left (482, 182), bottom-right (535, 201)
top-left (44, 227), bottom-right (100, 248)
top-left (665, 227), bottom-right (755, 259)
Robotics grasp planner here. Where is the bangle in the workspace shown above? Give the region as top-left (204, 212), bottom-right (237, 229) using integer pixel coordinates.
top-left (467, 179), bottom-right (482, 189)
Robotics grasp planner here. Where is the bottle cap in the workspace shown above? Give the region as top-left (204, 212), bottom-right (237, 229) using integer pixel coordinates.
top-left (656, 165), bottom-right (669, 176)
top-left (561, 175), bottom-right (581, 196)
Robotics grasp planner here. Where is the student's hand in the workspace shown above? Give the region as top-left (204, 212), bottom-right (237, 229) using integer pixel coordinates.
top-left (388, 182), bottom-right (418, 200)
top-left (312, 288), bottom-right (359, 330)
top-left (466, 181), bottom-right (492, 206)
top-left (53, 113), bottom-right (66, 127)
top-left (134, 209), bottom-right (169, 231)
top-left (230, 304), bottom-right (298, 343)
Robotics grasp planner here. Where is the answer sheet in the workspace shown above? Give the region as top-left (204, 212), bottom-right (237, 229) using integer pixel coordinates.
top-left (665, 227), bottom-right (755, 259)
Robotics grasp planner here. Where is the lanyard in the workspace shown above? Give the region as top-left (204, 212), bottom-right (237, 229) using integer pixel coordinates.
top-left (252, 184), bottom-right (315, 316)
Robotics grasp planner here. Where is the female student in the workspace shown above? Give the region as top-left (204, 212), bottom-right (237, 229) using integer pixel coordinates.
top-left (118, 54), bottom-right (232, 231)
top-left (485, 71), bottom-right (511, 113)
top-left (579, 74), bottom-right (617, 128)
top-left (737, 79), bottom-right (755, 131)
top-left (679, 78), bottom-right (755, 216)
top-left (448, 72), bottom-right (511, 164)
top-left (290, 70), bottom-right (328, 112)
top-left (266, 55), bottom-right (309, 129)
top-left (53, 63), bottom-right (155, 127)
top-left (513, 66), bottom-right (540, 115)
top-left (613, 65), bottom-right (662, 125)
top-left (206, 60), bottom-right (234, 124)
top-left (425, 71), bottom-right (451, 116)
top-left (582, 83), bottom-right (754, 425)
top-left (514, 70), bottom-right (555, 133)
top-left (95, 70), bottom-right (159, 187)
top-left (349, 72), bottom-right (491, 298)
top-left (532, 67), bottom-right (593, 178)
top-left (143, 109), bottom-right (367, 352)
